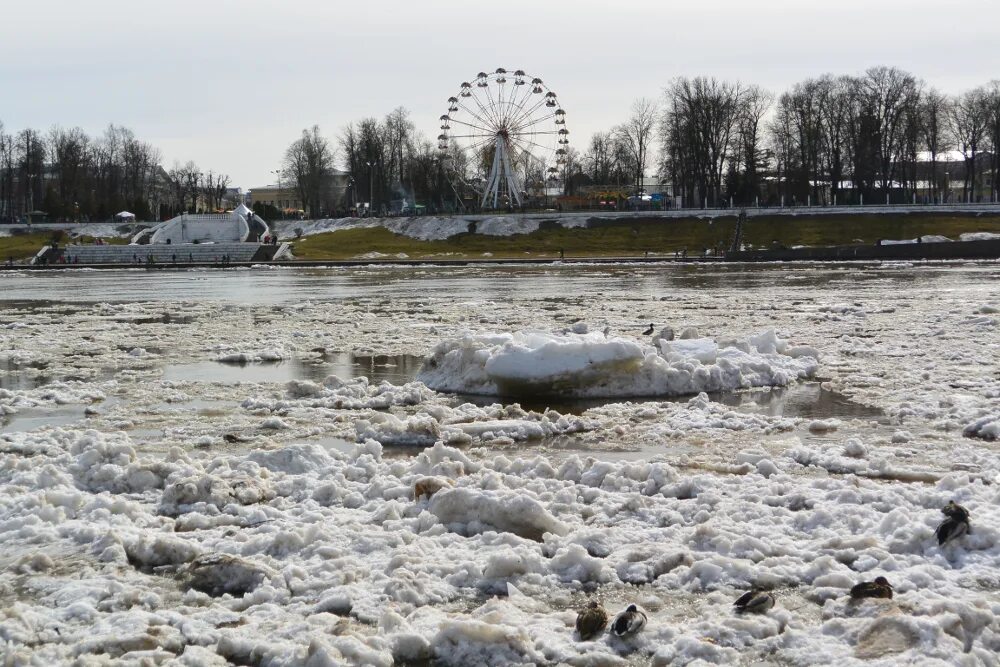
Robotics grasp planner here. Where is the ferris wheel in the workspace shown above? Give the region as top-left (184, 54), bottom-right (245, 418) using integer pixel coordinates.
top-left (438, 68), bottom-right (569, 209)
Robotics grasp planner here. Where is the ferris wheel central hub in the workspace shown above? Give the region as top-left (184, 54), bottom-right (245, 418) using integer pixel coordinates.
top-left (438, 68), bottom-right (569, 210)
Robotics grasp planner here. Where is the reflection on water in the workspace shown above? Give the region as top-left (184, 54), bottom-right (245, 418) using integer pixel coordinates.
top-left (0, 372), bottom-right (52, 391)
top-left (312, 435), bottom-right (415, 459)
top-left (716, 383), bottom-right (883, 419)
top-left (1, 405), bottom-right (90, 434)
top-left (454, 382), bottom-right (882, 420)
top-left (0, 262), bottom-right (985, 306)
top-left (161, 347), bottom-right (879, 422)
top-left (162, 353), bottom-right (425, 385)
top-left (0, 362), bottom-right (118, 391)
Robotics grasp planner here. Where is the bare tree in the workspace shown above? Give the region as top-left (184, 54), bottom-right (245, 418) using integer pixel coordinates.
top-left (662, 77), bottom-right (743, 207)
top-left (819, 76), bottom-right (854, 204)
top-left (15, 128), bottom-right (46, 214)
top-left (384, 107), bottom-right (416, 197)
top-left (615, 98), bottom-right (658, 194)
top-left (0, 122), bottom-right (15, 221)
top-left (984, 81), bottom-right (1000, 202)
top-left (201, 171), bottom-right (231, 211)
top-left (339, 119), bottom-right (386, 213)
top-left (730, 85), bottom-right (772, 205)
top-left (768, 100), bottom-right (795, 205)
top-left (781, 78), bottom-right (824, 203)
top-left (949, 88), bottom-right (989, 201)
top-left (167, 161), bottom-right (201, 214)
top-left (48, 127), bottom-right (91, 219)
top-left (583, 132), bottom-right (617, 184)
top-left (284, 125), bottom-right (336, 217)
top-left (859, 67), bottom-right (921, 196)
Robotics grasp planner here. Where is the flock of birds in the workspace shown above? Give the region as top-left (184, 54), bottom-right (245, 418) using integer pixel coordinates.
top-left (574, 501), bottom-right (972, 641)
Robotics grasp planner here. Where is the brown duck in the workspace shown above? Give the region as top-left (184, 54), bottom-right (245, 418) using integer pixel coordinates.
top-left (575, 600), bottom-right (608, 640)
top-left (850, 576), bottom-right (893, 600)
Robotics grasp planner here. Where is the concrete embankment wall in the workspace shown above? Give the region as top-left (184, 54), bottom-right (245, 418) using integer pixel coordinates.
top-left (726, 239), bottom-right (1000, 262)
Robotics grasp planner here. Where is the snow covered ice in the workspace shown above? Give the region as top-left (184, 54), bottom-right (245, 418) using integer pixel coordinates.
top-left (417, 328), bottom-right (818, 398)
top-left (1, 261), bottom-right (999, 665)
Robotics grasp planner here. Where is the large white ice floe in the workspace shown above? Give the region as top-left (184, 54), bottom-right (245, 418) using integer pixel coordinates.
top-left (417, 328), bottom-right (819, 398)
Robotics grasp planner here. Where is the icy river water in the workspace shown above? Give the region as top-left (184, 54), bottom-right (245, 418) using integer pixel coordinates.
top-left (1, 261), bottom-right (999, 666)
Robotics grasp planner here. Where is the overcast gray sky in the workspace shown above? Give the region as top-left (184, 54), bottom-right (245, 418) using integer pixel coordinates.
top-left (1, 0), bottom-right (997, 189)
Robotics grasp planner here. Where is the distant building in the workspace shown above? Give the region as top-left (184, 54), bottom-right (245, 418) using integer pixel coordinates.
top-left (247, 169), bottom-right (351, 218)
top-left (247, 184), bottom-right (303, 216)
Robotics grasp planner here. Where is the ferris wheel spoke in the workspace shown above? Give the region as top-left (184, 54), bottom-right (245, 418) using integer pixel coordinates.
top-left (467, 87), bottom-right (504, 130)
top-left (489, 81), bottom-right (507, 127)
top-left (460, 87), bottom-right (500, 130)
top-left (510, 137), bottom-right (555, 156)
top-left (472, 84), bottom-right (502, 129)
top-left (455, 100), bottom-right (496, 132)
top-left (459, 96), bottom-right (497, 129)
top-left (506, 96), bottom-right (549, 133)
top-left (512, 133), bottom-right (559, 143)
top-left (507, 90), bottom-right (549, 127)
top-left (497, 80), bottom-right (507, 124)
top-left (502, 82), bottom-right (535, 126)
top-left (511, 113), bottom-right (558, 133)
top-left (448, 115), bottom-right (495, 134)
top-left (464, 135), bottom-right (497, 156)
top-left (448, 134), bottom-right (495, 141)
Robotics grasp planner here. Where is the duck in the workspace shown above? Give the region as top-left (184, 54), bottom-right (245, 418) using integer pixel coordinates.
top-left (575, 600), bottom-right (608, 640)
top-left (732, 589), bottom-right (775, 613)
top-left (642, 323), bottom-right (655, 335)
top-left (610, 603), bottom-right (647, 638)
top-left (849, 576), bottom-right (893, 600)
top-left (936, 500), bottom-right (971, 546)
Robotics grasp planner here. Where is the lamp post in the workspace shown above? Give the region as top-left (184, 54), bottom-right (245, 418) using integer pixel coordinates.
top-left (270, 169), bottom-right (283, 219)
top-left (347, 178), bottom-right (355, 216)
top-left (26, 172), bottom-right (37, 220)
top-left (365, 161), bottom-right (374, 217)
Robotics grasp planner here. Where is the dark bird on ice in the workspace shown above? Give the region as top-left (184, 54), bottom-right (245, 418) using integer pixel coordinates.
top-left (575, 600), bottom-right (608, 640)
top-left (849, 576), bottom-right (893, 600)
top-left (733, 589), bottom-right (775, 613)
top-left (940, 500), bottom-right (969, 521)
top-left (642, 323), bottom-right (655, 335)
top-left (936, 501), bottom-right (971, 546)
top-left (610, 603), bottom-right (647, 638)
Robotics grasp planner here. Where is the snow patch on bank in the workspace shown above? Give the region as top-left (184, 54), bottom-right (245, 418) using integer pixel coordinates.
top-left (279, 214), bottom-right (588, 241)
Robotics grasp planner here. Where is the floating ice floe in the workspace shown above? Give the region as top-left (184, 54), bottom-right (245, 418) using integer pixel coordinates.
top-left (214, 348), bottom-right (287, 363)
top-left (417, 328), bottom-right (819, 398)
top-left (963, 413), bottom-right (1000, 440)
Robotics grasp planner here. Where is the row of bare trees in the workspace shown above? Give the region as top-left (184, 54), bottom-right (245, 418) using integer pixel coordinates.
top-left (769, 69), bottom-right (1000, 205)
top-left (0, 122), bottom-right (231, 221)
top-left (280, 66), bottom-right (1000, 217)
top-left (338, 107), bottom-right (455, 214)
top-left (579, 67), bottom-right (1000, 207)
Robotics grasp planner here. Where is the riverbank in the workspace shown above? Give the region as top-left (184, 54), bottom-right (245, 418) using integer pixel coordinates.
top-left (3, 208), bottom-right (1000, 264)
top-left (287, 212), bottom-right (1000, 260)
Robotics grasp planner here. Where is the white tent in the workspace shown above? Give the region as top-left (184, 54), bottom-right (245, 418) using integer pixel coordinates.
top-left (115, 211), bottom-right (136, 220)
